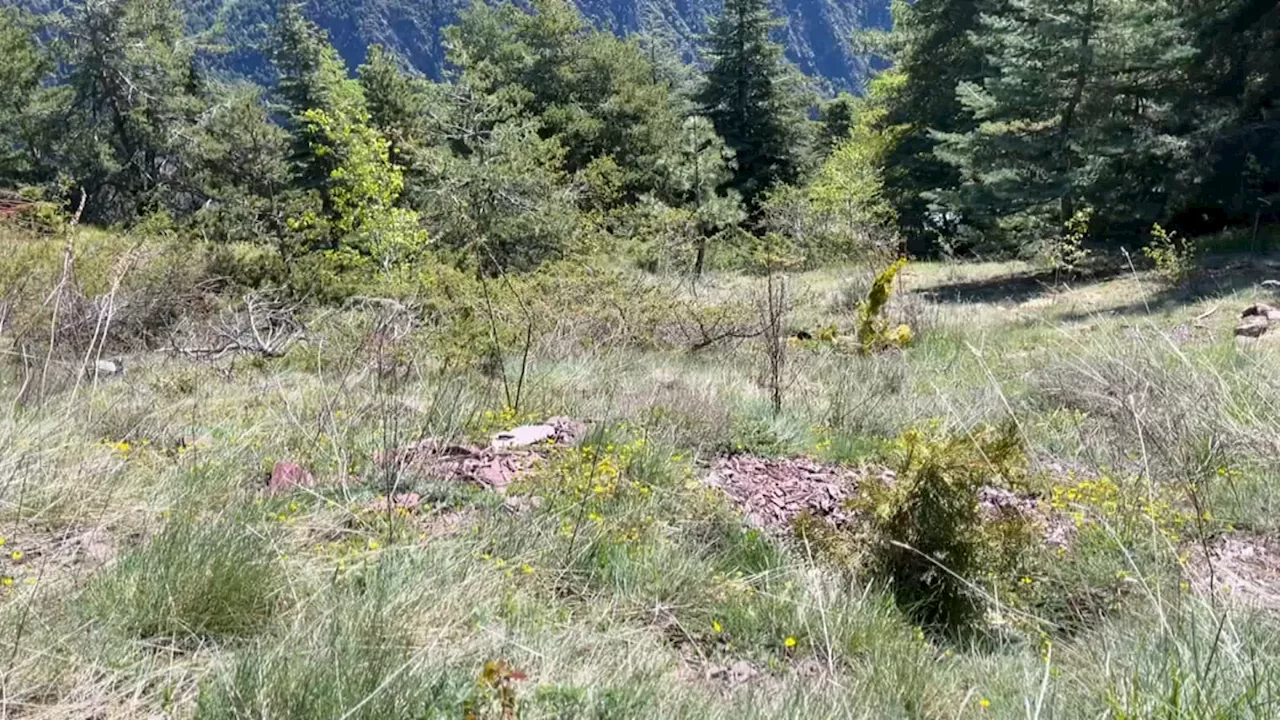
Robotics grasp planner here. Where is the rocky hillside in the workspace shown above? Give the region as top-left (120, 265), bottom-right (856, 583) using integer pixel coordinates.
top-left (179, 0), bottom-right (888, 91)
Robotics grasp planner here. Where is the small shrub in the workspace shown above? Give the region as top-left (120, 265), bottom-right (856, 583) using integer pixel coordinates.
top-left (855, 257), bottom-right (912, 354)
top-left (855, 421), bottom-right (1033, 631)
top-left (1045, 206), bottom-right (1093, 282)
top-left (1143, 222), bottom-right (1196, 286)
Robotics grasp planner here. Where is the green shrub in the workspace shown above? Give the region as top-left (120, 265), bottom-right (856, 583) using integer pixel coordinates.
top-left (855, 421), bottom-right (1034, 631)
top-left (1045, 206), bottom-right (1093, 281)
top-left (1143, 222), bottom-right (1196, 286)
top-left (855, 257), bottom-right (912, 354)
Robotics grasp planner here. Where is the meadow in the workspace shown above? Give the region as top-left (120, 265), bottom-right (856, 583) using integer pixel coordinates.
top-left (3, 228), bottom-right (1280, 719)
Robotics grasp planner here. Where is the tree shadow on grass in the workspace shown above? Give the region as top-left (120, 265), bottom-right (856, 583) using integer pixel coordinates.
top-left (917, 264), bottom-right (1131, 305)
top-left (917, 255), bottom-right (1280, 322)
top-left (1054, 257), bottom-right (1280, 323)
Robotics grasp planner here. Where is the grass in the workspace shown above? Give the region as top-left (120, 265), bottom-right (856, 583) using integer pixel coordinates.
top-left (3, 237), bottom-right (1280, 718)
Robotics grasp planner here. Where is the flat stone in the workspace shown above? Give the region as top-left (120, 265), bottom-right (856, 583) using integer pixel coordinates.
top-left (492, 424), bottom-right (557, 449)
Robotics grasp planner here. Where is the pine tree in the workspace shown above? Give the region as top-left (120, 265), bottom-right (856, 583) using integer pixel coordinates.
top-left (1175, 0), bottom-right (1280, 234)
top-left (0, 8), bottom-right (54, 186)
top-left (52, 0), bottom-right (206, 221)
top-left (816, 93), bottom-right (858, 159)
top-left (697, 0), bottom-right (812, 210)
top-left (272, 3), bottom-right (366, 198)
top-left (873, 0), bottom-right (993, 251)
top-left (358, 44), bottom-right (432, 168)
top-left (271, 6), bottom-right (424, 266)
top-left (932, 0), bottom-right (1195, 251)
top-left (661, 116), bottom-right (743, 275)
top-left (444, 0), bottom-right (686, 203)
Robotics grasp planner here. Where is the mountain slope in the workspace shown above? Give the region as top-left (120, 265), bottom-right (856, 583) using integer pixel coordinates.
top-left (185, 0), bottom-right (889, 92)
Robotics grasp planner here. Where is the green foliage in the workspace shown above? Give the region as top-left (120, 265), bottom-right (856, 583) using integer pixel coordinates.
top-left (300, 107), bottom-right (427, 267)
top-left (33, 0), bottom-right (207, 223)
top-left (873, 0), bottom-right (988, 249)
top-left (930, 0), bottom-right (1196, 251)
top-left (445, 0), bottom-right (688, 204)
top-left (1143, 222), bottom-right (1196, 287)
top-left (808, 82), bottom-right (902, 259)
top-left (1044, 206), bottom-right (1094, 281)
top-left (413, 119), bottom-right (580, 272)
top-left (697, 0), bottom-right (814, 209)
top-left (273, 2), bottom-right (369, 198)
top-left (856, 421), bottom-right (1033, 630)
top-left (0, 8), bottom-right (54, 186)
top-left (816, 92), bottom-right (858, 158)
top-left (190, 85), bottom-right (296, 244)
top-left (855, 257), bottom-right (912, 354)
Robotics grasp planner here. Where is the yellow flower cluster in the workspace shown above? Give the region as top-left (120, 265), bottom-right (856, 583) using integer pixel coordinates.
top-left (1050, 473), bottom-right (1194, 542)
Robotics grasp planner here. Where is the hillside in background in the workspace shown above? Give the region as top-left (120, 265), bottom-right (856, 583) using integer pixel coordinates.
top-left (172, 0), bottom-right (887, 91)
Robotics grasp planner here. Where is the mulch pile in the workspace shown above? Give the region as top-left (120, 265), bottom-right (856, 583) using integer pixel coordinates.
top-left (706, 455), bottom-right (892, 530)
top-left (376, 417), bottom-right (587, 493)
top-left (707, 454), bottom-right (1070, 546)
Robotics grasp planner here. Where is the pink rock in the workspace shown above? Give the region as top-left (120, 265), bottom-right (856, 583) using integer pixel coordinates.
top-left (268, 461), bottom-right (315, 494)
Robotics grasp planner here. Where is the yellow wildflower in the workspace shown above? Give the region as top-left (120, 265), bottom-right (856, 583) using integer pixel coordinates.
top-left (980, 699), bottom-right (990, 709)
top-left (784, 636), bottom-right (797, 648)
top-left (367, 540), bottom-right (381, 551)
top-left (10, 551), bottom-right (23, 562)
top-left (712, 620), bottom-right (722, 634)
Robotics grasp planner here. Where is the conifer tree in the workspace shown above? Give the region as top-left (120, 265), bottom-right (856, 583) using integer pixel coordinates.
top-left (697, 0), bottom-right (812, 209)
top-left (931, 0), bottom-right (1194, 251)
top-left (872, 0), bottom-right (992, 249)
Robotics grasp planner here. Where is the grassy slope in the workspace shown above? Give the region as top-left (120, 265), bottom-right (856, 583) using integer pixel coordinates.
top-left (2, 252), bottom-right (1280, 718)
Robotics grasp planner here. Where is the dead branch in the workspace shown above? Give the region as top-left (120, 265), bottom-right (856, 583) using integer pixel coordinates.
top-left (171, 291), bottom-right (304, 360)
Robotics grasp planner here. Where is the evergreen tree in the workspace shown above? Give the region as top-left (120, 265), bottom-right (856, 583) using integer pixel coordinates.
top-left (696, 0), bottom-right (813, 210)
top-left (660, 116), bottom-right (743, 275)
top-left (52, 0), bottom-right (207, 221)
top-left (271, 5), bottom-right (425, 268)
top-left (443, 0), bottom-right (686, 203)
top-left (272, 3), bottom-right (366, 199)
top-left (1175, 0), bottom-right (1280, 234)
top-left (190, 84), bottom-right (295, 243)
top-left (816, 93), bottom-right (858, 159)
top-left (872, 0), bottom-right (992, 251)
top-left (0, 9), bottom-right (55, 187)
top-left (359, 44), bottom-right (431, 161)
top-left (931, 0), bottom-right (1195, 251)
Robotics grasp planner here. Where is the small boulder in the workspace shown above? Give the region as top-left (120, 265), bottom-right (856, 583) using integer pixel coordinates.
top-left (95, 358), bottom-right (125, 376)
top-left (492, 424), bottom-right (557, 449)
top-left (1242, 303), bottom-right (1280, 322)
top-left (491, 417), bottom-right (586, 449)
top-left (268, 461), bottom-right (315, 494)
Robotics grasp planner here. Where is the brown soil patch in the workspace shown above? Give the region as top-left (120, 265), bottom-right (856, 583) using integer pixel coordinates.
top-left (1190, 533), bottom-right (1280, 610)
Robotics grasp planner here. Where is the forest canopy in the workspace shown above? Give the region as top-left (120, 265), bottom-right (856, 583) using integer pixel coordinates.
top-left (0, 0), bottom-right (1276, 284)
